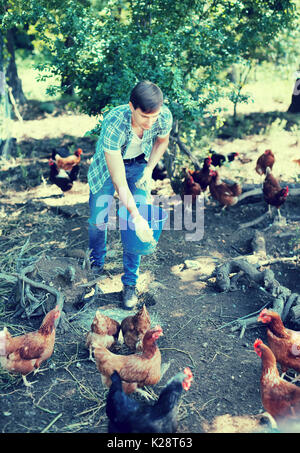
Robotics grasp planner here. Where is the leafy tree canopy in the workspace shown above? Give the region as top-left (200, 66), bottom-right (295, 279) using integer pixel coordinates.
top-left (1, 0), bottom-right (298, 140)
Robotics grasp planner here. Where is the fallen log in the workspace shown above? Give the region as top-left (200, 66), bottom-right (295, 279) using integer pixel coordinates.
top-left (215, 258), bottom-right (276, 293)
top-left (237, 186), bottom-right (300, 203)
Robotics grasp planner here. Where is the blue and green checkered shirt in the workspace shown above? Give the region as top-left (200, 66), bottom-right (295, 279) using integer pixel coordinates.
top-left (88, 104), bottom-right (173, 194)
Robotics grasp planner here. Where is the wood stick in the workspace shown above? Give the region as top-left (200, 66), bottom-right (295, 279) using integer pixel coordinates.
top-left (238, 188), bottom-right (262, 202)
top-left (170, 134), bottom-right (203, 171)
top-left (239, 211), bottom-right (271, 229)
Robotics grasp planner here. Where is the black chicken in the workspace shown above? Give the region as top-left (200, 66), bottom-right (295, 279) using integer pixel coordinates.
top-left (106, 368), bottom-right (193, 433)
top-left (152, 160), bottom-right (167, 181)
top-left (48, 159), bottom-right (79, 192)
top-left (210, 149), bottom-right (239, 167)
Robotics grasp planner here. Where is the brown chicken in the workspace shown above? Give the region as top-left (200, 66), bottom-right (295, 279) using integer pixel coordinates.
top-left (254, 338), bottom-right (300, 424)
top-left (181, 169), bottom-right (202, 203)
top-left (0, 306), bottom-right (60, 386)
top-left (120, 304), bottom-right (151, 351)
top-left (209, 170), bottom-right (242, 210)
top-left (263, 167), bottom-right (289, 219)
top-left (191, 157), bottom-right (212, 192)
top-left (256, 149), bottom-right (275, 175)
top-left (258, 308), bottom-right (300, 374)
top-left (54, 148), bottom-right (82, 171)
top-left (86, 310), bottom-right (121, 361)
top-left (93, 325), bottom-right (163, 397)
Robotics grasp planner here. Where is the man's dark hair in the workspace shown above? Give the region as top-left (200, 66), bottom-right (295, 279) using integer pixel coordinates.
top-left (130, 81), bottom-right (163, 113)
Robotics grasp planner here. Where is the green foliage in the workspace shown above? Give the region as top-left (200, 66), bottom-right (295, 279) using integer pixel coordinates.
top-left (1, 0), bottom-right (298, 147)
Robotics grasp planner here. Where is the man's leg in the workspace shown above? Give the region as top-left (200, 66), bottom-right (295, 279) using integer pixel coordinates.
top-left (88, 181), bottom-right (115, 272)
top-left (121, 162), bottom-right (149, 308)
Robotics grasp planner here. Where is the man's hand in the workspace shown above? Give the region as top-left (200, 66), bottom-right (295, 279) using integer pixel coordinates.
top-left (132, 214), bottom-right (156, 245)
top-left (135, 167), bottom-right (153, 191)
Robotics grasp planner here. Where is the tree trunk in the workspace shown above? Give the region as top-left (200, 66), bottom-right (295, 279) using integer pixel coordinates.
top-left (6, 28), bottom-right (27, 106)
top-left (0, 30), bottom-right (14, 158)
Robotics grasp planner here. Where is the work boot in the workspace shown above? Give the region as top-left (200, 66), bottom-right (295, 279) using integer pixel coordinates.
top-left (122, 285), bottom-right (138, 309)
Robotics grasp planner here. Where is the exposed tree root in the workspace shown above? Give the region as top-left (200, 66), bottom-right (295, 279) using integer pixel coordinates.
top-left (239, 211), bottom-right (272, 229)
top-left (1, 263), bottom-right (64, 328)
top-left (210, 230), bottom-right (300, 337)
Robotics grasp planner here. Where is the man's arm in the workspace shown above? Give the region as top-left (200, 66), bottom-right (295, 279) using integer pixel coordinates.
top-left (146, 134), bottom-right (170, 172)
top-left (135, 134), bottom-right (170, 190)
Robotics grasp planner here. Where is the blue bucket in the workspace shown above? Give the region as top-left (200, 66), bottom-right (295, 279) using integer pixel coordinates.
top-left (118, 204), bottom-right (168, 255)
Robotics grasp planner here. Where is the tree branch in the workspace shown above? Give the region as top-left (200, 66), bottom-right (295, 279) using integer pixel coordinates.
top-left (170, 133), bottom-right (203, 170)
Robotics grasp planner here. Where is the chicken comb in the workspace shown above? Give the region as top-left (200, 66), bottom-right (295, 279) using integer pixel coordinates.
top-left (152, 325), bottom-right (163, 336)
top-left (183, 367), bottom-right (193, 380)
top-left (182, 368), bottom-right (193, 391)
top-left (257, 308), bottom-right (268, 321)
top-left (253, 338), bottom-right (263, 349)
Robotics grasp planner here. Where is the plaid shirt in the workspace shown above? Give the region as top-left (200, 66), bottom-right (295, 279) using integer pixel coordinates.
top-left (88, 104), bottom-right (173, 194)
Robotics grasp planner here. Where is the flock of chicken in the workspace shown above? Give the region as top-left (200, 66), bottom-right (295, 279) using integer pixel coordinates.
top-left (2, 298), bottom-right (300, 432)
top-left (0, 148), bottom-right (297, 433)
top-left (0, 304), bottom-right (193, 433)
top-left (182, 149), bottom-right (289, 219)
top-left (48, 146), bottom-right (290, 223)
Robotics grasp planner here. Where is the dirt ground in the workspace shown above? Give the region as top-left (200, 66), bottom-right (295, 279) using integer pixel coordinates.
top-left (0, 101), bottom-right (300, 434)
